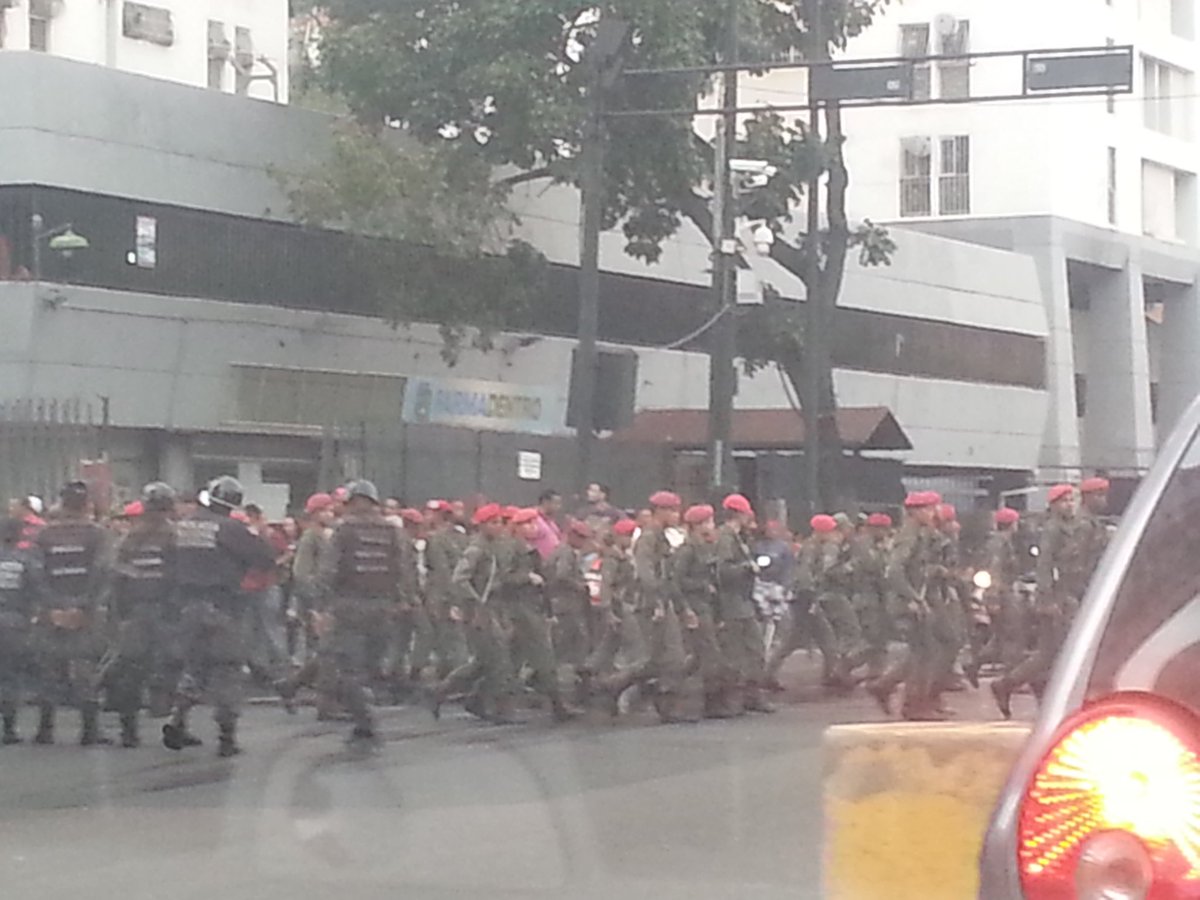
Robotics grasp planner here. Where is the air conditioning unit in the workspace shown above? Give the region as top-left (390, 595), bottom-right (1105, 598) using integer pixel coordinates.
top-left (208, 20), bottom-right (231, 61)
top-left (234, 26), bottom-right (254, 69)
top-left (901, 136), bottom-right (932, 156)
top-left (29, 0), bottom-right (62, 18)
top-left (934, 13), bottom-right (959, 36)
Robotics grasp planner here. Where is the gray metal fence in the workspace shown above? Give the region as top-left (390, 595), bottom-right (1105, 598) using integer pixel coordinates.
top-left (0, 398), bottom-right (103, 510)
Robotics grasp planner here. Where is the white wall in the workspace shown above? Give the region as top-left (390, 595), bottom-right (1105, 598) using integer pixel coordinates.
top-left (739, 0), bottom-right (1199, 242)
top-left (0, 0), bottom-right (288, 102)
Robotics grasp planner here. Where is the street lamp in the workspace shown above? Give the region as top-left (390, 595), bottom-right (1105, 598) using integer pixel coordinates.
top-left (30, 213), bottom-right (90, 281)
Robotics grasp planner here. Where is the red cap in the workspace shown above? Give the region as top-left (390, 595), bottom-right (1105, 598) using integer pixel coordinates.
top-left (305, 492), bottom-right (334, 516)
top-left (683, 504), bottom-right (715, 525)
top-left (722, 493), bottom-right (753, 515)
top-left (810, 514), bottom-right (838, 534)
top-left (332, 486), bottom-right (349, 502)
top-left (612, 519), bottom-right (637, 537)
top-left (649, 490), bottom-right (682, 509)
top-left (1080, 477), bottom-right (1111, 495)
top-left (995, 507), bottom-right (1021, 526)
top-left (472, 503), bottom-right (503, 526)
top-left (867, 513), bottom-right (892, 528)
top-left (510, 507), bottom-right (539, 525)
top-left (123, 501), bottom-right (144, 518)
top-left (569, 520), bottom-right (594, 539)
top-left (1048, 484), bottom-right (1075, 504)
top-left (400, 508), bottom-right (425, 525)
top-left (937, 503), bottom-right (957, 523)
top-left (426, 499), bottom-right (452, 513)
top-left (904, 491), bottom-right (938, 509)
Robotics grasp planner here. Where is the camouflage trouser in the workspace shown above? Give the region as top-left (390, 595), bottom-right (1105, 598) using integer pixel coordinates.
top-left (551, 594), bottom-right (590, 671)
top-left (393, 605), bottom-right (434, 679)
top-left (718, 616), bottom-right (767, 685)
top-left (996, 601), bottom-right (1072, 696)
top-left (505, 600), bottom-right (559, 697)
top-left (852, 593), bottom-right (891, 677)
top-left (108, 605), bottom-right (184, 718)
top-left (819, 591), bottom-right (864, 676)
top-left (767, 596), bottom-right (837, 682)
top-left (428, 593), bottom-right (469, 678)
top-left (174, 598), bottom-right (247, 730)
top-left (324, 599), bottom-right (393, 731)
top-left (36, 623), bottom-right (101, 708)
top-left (873, 610), bottom-right (936, 713)
top-left (435, 602), bottom-right (515, 714)
top-left (583, 604), bottom-right (647, 682)
top-left (0, 621), bottom-right (31, 719)
top-left (686, 600), bottom-right (734, 697)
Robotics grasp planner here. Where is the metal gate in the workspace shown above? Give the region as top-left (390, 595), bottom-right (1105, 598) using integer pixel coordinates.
top-left (0, 398), bottom-right (104, 510)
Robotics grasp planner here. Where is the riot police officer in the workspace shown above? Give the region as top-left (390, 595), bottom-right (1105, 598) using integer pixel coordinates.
top-left (108, 482), bottom-right (178, 748)
top-left (163, 476), bottom-right (273, 757)
top-left (32, 480), bottom-right (113, 746)
top-left (317, 479), bottom-right (406, 743)
top-left (0, 517), bottom-right (39, 744)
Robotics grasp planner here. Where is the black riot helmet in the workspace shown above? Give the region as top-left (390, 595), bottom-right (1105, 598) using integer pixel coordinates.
top-left (206, 476), bottom-right (244, 512)
top-left (141, 481), bottom-right (177, 513)
top-left (59, 480), bottom-right (90, 512)
top-left (346, 480), bottom-right (381, 505)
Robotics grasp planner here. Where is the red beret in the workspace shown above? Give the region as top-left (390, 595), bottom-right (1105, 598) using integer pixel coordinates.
top-left (612, 519), bottom-right (637, 537)
top-left (1048, 484), bottom-right (1075, 504)
top-left (649, 490), bottom-right (682, 509)
top-left (722, 493), bottom-right (753, 515)
top-left (472, 503), bottom-right (503, 526)
top-left (994, 508), bottom-right (1020, 526)
top-left (399, 508), bottom-right (424, 525)
top-left (502, 505), bottom-right (521, 521)
top-left (305, 492), bottom-right (334, 515)
top-left (510, 507), bottom-right (539, 525)
top-left (1080, 477), bottom-right (1111, 495)
top-left (904, 491), bottom-right (938, 509)
top-left (867, 513), bottom-right (892, 528)
top-left (683, 504), bottom-right (715, 525)
top-left (569, 520), bottom-right (594, 539)
top-left (123, 501), bottom-right (144, 518)
top-left (810, 514), bottom-right (838, 533)
top-left (937, 503), bottom-right (957, 523)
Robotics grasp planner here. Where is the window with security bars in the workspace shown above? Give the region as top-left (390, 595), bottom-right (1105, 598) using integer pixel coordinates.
top-left (938, 19), bottom-right (970, 99)
top-left (233, 364), bottom-right (406, 427)
top-left (939, 136), bottom-right (970, 215)
top-left (900, 138), bottom-right (932, 217)
top-left (899, 24), bottom-right (931, 101)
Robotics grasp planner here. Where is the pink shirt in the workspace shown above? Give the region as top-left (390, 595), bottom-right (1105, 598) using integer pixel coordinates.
top-left (531, 513), bottom-right (562, 561)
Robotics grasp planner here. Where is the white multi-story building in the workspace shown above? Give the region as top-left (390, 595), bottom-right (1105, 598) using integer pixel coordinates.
top-left (0, 0), bottom-right (288, 102)
top-left (744, 0), bottom-right (1200, 481)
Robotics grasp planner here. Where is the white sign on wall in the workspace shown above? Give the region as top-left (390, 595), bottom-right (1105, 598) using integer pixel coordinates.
top-left (517, 451), bottom-right (543, 481)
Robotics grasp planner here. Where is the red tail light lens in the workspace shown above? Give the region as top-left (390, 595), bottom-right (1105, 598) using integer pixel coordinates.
top-left (1018, 694), bottom-right (1200, 900)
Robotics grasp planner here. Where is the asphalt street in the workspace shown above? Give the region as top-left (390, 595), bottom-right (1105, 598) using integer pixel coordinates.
top-left (0, 665), bottom-right (1022, 900)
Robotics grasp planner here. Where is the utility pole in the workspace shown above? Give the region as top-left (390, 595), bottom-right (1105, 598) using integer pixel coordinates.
top-left (707, 0), bottom-right (739, 492)
top-left (801, 3), bottom-right (825, 517)
top-left (575, 64), bottom-right (604, 492)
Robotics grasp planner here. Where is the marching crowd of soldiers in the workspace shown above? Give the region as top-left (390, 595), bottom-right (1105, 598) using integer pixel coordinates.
top-left (0, 471), bottom-right (1115, 757)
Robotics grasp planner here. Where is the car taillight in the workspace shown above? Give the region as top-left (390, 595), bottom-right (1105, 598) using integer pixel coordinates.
top-left (1018, 694), bottom-right (1200, 900)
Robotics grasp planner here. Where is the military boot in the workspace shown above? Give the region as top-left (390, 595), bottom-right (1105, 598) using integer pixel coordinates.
top-left (119, 713), bottom-right (140, 749)
top-left (704, 688), bottom-right (740, 719)
top-left (33, 703), bottom-right (54, 745)
top-left (217, 722), bottom-right (241, 758)
top-left (1, 706), bottom-right (20, 745)
top-left (743, 684), bottom-right (777, 714)
top-left (80, 702), bottom-right (111, 746)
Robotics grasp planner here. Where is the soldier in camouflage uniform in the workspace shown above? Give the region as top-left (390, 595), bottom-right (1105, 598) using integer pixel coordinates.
top-left (868, 491), bottom-right (943, 720)
top-left (714, 494), bottom-right (775, 713)
top-left (502, 507), bottom-right (581, 721)
top-left (32, 481), bottom-right (114, 746)
top-left (674, 504), bottom-right (735, 717)
top-left (545, 521), bottom-right (594, 672)
top-left (765, 521), bottom-right (835, 688)
top-left (848, 513), bottom-right (893, 680)
top-left (992, 484), bottom-right (1081, 718)
top-left (424, 501), bottom-right (470, 678)
top-left (427, 503), bottom-right (517, 724)
top-left (108, 482), bottom-right (178, 748)
top-left (581, 518), bottom-right (644, 707)
top-left (1077, 477), bottom-right (1113, 583)
top-left (0, 517), bottom-right (39, 745)
top-left (390, 508), bottom-right (434, 695)
top-left (968, 507), bottom-right (1023, 686)
top-left (813, 514), bottom-right (863, 689)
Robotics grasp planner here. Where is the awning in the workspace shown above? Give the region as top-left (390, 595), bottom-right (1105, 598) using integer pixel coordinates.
top-left (612, 406), bottom-right (912, 452)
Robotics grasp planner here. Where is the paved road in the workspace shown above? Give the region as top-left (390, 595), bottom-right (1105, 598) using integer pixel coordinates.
top-left (1, 669), bottom-right (1019, 900)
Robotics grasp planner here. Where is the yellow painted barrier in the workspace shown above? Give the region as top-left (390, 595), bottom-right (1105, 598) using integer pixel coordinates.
top-left (823, 721), bottom-right (1031, 900)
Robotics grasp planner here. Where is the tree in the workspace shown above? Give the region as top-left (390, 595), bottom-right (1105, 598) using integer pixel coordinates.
top-left (302, 0), bottom-right (897, 506)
